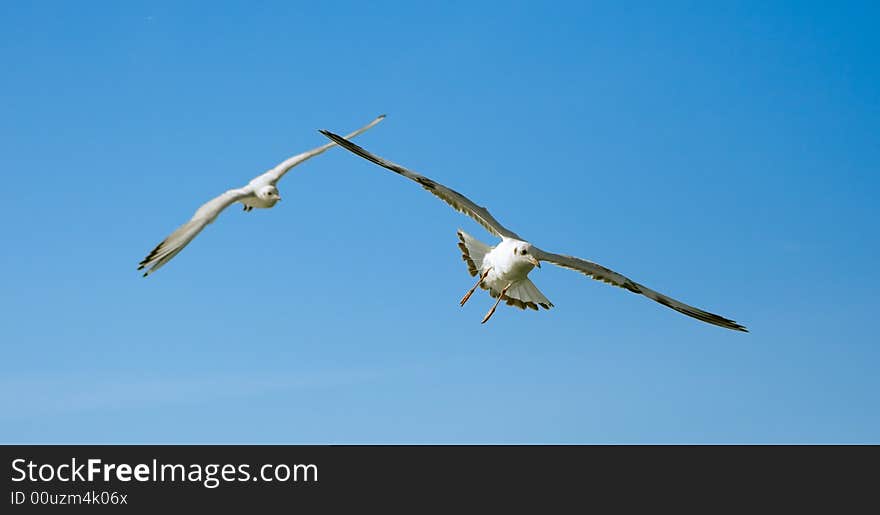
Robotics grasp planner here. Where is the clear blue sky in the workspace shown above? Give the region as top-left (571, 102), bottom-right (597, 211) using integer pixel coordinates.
top-left (1, 1), bottom-right (877, 443)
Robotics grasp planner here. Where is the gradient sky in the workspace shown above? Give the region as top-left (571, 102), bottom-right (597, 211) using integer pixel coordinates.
top-left (1, 1), bottom-right (878, 443)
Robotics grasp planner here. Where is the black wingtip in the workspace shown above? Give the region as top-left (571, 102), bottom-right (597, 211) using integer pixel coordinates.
top-left (320, 130), bottom-right (345, 143)
top-left (378, 113), bottom-right (387, 119)
top-left (721, 320), bottom-right (749, 332)
top-left (723, 318), bottom-right (748, 332)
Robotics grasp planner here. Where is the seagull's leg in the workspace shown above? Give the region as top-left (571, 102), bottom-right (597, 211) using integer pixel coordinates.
top-left (481, 282), bottom-right (512, 324)
top-left (460, 267), bottom-right (492, 307)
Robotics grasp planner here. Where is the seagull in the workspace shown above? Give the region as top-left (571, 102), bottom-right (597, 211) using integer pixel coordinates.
top-left (137, 114), bottom-right (385, 277)
top-left (319, 129), bottom-right (747, 331)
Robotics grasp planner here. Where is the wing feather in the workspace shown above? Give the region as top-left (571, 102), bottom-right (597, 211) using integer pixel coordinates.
top-left (319, 130), bottom-right (522, 240)
top-left (137, 188), bottom-right (251, 277)
top-left (535, 249), bottom-right (747, 332)
top-left (258, 114), bottom-right (386, 185)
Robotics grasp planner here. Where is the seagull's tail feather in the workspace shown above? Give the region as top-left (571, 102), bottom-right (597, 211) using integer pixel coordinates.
top-left (490, 279), bottom-right (554, 311)
top-left (457, 229), bottom-right (491, 276)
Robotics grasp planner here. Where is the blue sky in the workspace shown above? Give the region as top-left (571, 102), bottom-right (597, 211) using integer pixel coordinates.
top-left (1, 1), bottom-right (877, 443)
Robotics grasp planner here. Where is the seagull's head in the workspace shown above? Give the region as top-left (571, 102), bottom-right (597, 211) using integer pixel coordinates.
top-left (512, 243), bottom-right (541, 269)
top-left (257, 185), bottom-right (282, 206)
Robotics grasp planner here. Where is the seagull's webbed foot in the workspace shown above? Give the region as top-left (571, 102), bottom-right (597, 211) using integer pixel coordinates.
top-left (460, 267), bottom-right (492, 307)
top-left (481, 282), bottom-right (512, 324)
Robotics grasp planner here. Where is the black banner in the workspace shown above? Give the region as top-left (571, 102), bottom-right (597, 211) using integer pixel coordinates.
top-left (2, 445), bottom-right (876, 510)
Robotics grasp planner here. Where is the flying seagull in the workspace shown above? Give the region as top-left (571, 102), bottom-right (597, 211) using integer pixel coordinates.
top-left (319, 129), bottom-right (747, 331)
top-left (138, 114), bottom-right (385, 277)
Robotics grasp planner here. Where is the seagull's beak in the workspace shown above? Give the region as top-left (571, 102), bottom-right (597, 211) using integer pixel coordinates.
top-left (528, 255), bottom-right (541, 268)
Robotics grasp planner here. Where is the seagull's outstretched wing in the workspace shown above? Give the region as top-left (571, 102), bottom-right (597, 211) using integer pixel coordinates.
top-left (533, 249), bottom-right (748, 332)
top-left (319, 130), bottom-right (522, 240)
top-left (138, 188), bottom-right (251, 277)
top-left (258, 115), bottom-right (386, 185)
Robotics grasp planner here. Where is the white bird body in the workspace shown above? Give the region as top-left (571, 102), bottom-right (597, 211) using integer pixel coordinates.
top-left (138, 114), bottom-right (385, 276)
top-left (320, 129), bottom-right (747, 331)
top-left (240, 184), bottom-right (281, 210)
top-left (241, 195), bottom-right (280, 210)
top-left (482, 239), bottom-right (536, 289)
top-left (459, 232), bottom-right (553, 312)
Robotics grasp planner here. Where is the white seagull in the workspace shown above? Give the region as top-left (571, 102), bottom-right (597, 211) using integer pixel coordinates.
top-left (319, 129), bottom-right (747, 331)
top-left (138, 114), bottom-right (386, 277)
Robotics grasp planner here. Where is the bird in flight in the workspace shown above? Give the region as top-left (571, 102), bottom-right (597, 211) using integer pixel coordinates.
top-left (138, 114), bottom-right (386, 277)
top-left (319, 129), bottom-right (747, 331)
